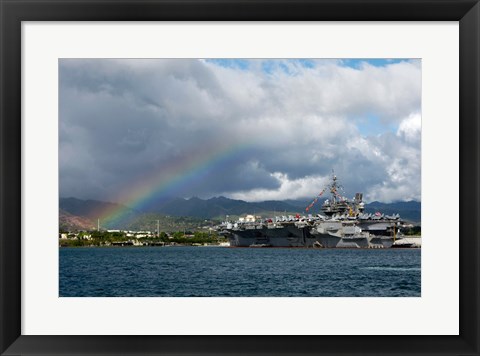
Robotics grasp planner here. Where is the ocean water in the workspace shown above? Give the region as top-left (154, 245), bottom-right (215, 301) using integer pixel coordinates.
top-left (59, 247), bottom-right (421, 297)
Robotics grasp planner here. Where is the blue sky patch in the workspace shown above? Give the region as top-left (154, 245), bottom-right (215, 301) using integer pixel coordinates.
top-left (205, 59), bottom-right (250, 70)
top-left (206, 58), bottom-right (412, 74)
top-left (356, 114), bottom-right (397, 137)
top-left (207, 59), bottom-right (317, 75)
top-left (340, 59), bottom-right (410, 69)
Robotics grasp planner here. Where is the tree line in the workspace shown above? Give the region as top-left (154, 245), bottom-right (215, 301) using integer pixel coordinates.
top-left (59, 230), bottom-right (226, 247)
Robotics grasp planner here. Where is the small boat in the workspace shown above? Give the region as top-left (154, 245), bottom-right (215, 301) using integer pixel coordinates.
top-left (249, 243), bottom-right (272, 248)
top-left (391, 241), bottom-right (416, 248)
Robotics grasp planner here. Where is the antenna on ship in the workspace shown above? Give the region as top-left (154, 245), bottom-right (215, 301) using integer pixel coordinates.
top-left (331, 170), bottom-right (337, 203)
top-left (304, 169), bottom-right (349, 214)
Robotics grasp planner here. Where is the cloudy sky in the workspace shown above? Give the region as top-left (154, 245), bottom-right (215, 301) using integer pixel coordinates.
top-left (59, 58), bottom-right (421, 205)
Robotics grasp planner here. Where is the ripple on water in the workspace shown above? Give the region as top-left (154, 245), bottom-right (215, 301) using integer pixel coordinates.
top-left (60, 247), bottom-right (421, 297)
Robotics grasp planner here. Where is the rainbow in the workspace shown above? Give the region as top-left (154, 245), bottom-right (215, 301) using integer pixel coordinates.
top-left (98, 137), bottom-right (254, 228)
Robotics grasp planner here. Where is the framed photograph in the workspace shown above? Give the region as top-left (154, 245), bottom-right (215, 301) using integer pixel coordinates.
top-left (1, 0), bottom-right (479, 355)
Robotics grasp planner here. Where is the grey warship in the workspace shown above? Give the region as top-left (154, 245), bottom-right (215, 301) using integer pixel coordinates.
top-left (223, 173), bottom-right (412, 248)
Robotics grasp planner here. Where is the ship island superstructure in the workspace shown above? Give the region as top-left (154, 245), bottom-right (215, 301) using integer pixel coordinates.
top-left (222, 172), bottom-right (417, 248)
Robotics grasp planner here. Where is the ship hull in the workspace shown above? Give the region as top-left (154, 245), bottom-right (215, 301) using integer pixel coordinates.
top-left (228, 224), bottom-right (318, 247)
top-left (227, 226), bottom-right (396, 248)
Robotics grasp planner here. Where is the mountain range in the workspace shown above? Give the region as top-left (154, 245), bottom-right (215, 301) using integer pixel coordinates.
top-left (59, 196), bottom-right (421, 231)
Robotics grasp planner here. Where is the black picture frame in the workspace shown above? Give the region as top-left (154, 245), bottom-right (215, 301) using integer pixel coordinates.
top-left (1, 1), bottom-right (479, 355)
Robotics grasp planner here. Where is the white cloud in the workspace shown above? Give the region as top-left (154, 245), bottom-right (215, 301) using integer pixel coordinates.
top-left (228, 173), bottom-right (330, 202)
top-left (397, 113), bottom-right (421, 143)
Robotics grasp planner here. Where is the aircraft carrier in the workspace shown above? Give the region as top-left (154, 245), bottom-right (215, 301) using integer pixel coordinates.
top-left (223, 173), bottom-right (417, 248)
